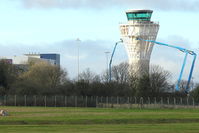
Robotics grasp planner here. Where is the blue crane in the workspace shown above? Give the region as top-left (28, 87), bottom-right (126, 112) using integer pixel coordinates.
top-left (109, 39), bottom-right (123, 82)
top-left (137, 38), bottom-right (197, 94)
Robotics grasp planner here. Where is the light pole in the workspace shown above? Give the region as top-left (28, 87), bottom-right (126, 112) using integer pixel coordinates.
top-left (76, 38), bottom-right (81, 81)
top-left (109, 39), bottom-right (123, 82)
top-left (105, 51), bottom-right (110, 82)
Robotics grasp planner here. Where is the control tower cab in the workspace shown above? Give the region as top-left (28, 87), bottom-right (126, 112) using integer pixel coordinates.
top-left (126, 9), bottom-right (153, 21)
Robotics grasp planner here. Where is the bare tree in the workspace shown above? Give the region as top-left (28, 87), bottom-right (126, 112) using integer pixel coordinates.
top-left (101, 70), bottom-right (110, 83)
top-left (111, 62), bottom-right (130, 84)
top-left (79, 68), bottom-right (100, 83)
top-left (177, 79), bottom-right (194, 92)
top-left (129, 65), bottom-right (172, 97)
top-left (149, 65), bottom-right (171, 93)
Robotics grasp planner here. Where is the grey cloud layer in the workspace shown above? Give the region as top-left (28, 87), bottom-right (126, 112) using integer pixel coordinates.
top-left (20, 0), bottom-right (199, 11)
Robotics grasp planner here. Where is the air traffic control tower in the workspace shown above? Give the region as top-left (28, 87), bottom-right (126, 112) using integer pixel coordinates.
top-left (120, 9), bottom-right (159, 76)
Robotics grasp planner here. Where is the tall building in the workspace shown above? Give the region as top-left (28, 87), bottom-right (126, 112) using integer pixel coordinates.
top-left (119, 9), bottom-right (159, 76)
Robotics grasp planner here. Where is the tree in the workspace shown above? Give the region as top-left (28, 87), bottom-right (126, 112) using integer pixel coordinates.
top-left (78, 68), bottom-right (100, 83)
top-left (149, 65), bottom-right (171, 95)
top-left (75, 68), bottom-right (101, 96)
top-left (111, 62), bottom-right (130, 84)
top-left (12, 62), bottom-right (67, 95)
top-left (104, 62), bottom-right (131, 96)
top-left (129, 65), bottom-right (171, 97)
top-left (0, 60), bottom-right (18, 95)
top-left (176, 80), bottom-right (194, 93)
top-left (100, 70), bottom-right (109, 83)
top-left (190, 85), bottom-right (199, 102)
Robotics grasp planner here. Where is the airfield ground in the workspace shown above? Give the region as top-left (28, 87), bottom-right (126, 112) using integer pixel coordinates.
top-left (0, 107), bottom-right (199, 133)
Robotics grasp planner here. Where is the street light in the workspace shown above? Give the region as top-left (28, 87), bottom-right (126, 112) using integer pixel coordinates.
top-left (76, 38), bottom-right (81, 81)
top-left (105, 51), bottom-right (110, 82)
top-left (109, 39), bottom-right (123, 82)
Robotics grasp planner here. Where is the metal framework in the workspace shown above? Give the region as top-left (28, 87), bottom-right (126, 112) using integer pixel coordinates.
top-left (109, 39), bottom-right (123, 82)
top-left (137, 38), bottom-right (197, 93)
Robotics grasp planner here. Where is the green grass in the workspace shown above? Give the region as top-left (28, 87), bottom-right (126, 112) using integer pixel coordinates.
top-left (1, 106), bottom-right (199, 132)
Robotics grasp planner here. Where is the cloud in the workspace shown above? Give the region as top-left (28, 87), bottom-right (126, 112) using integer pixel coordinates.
top-left (19, 0), bottom-right (199, 11)
top-left (0, 36), bottom-right (198, 82)
top-left (0, 39), bottom-right (122, 78)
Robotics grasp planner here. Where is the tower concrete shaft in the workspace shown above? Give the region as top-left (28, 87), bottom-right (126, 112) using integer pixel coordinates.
top-left (120, 9), bottom-right (159, 77)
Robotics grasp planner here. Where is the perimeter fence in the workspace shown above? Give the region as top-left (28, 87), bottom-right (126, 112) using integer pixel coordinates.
top-left (0, 95), bottom-right (198, 109)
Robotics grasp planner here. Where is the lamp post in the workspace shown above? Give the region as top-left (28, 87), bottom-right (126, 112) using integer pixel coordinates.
top-left (105, 51), bottom-right (110, 82)
top-left (109, 39), bottom-right (123, 82)
top-left (76, 38), bottom-right (81, 81)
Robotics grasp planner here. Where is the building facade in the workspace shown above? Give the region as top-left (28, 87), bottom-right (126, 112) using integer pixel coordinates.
top-left (1, 53), bottom-right (60, 66)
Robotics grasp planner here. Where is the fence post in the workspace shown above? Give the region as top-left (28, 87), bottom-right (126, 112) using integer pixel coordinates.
top-left (135, 97), bottom-right (138, 108)
top-left (148, 97), bottom-right (150, 104)
top-left (14, 95), bottom-right (17, 106)
top-left (167, 97), bottom-right (169, 105)
top-left (99, 96), bottom-right (102, 107)
top-left (75, 96), bottom-right (77, 107)
top-left (134, 97), bottom-right (137, 105)
top-left (174, 97), bottom-right (176, 107)
top-left (154, 97), bottom-right (156, 108)
top-left (81, 96), bottom-right (84, 107)
top-left (119, 97), bottom-right (122, 108)
top-left (34, 95), bottom-right (37, 106)
top-left (4, 95), bottom-right (6, 106)
top-left (180, 97), bottom-right (182, 105)
top-left (64, 96), bottom-right (67, 107)
top-left (147, 97), bottom-right (150, 108)
top-left (116, 96), bottom-right (119, 108)
top-left (110, 97), bottom-right (113, 108)
top-left (44, 96), bottom-right (46, 107)
top-left (192, 98), bottom-right (195, 107)
top-left (96, 96), bottom-right (98, 108)
top-left (127, 97), bottom-right (130, 109)
top-left (85, 96), bottom-right (87, 107)
top-left (54, 95), bottom-right (57, 107)
top-left (140, 97), bottom-right (143, 109)
top-left (129, 97), bottom-right (132, 108)
top-left (24, 95), bottom-right (27, 106)
top-left (186, 97), bottom-right (189, 106)
top-left (106, 96), bottom-right (108, 108)
top-left (161, 97), bottom-right (163, 106)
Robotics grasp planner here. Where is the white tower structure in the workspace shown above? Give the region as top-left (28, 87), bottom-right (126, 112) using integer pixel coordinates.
top-left (120, 9), bottom-right (159, 77)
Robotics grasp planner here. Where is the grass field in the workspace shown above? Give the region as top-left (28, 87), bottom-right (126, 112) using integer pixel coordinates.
top-left (1, 106), bottom-right (199, 132)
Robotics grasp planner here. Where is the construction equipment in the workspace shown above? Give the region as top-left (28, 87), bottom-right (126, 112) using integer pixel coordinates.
top-left (109, 39), bottom-right (123, 82)
top-left (137, 38), bottom-right (197, 94)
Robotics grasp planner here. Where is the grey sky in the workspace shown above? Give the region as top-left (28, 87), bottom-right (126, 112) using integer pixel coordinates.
top-left (1, 0), bottom-right (198, 82)
top-left (1, 35), bottom-right (198, 81)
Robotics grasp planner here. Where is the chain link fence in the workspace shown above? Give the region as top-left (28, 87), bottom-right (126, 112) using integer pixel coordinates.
top-left (0, 95), bottom-right (198, 109)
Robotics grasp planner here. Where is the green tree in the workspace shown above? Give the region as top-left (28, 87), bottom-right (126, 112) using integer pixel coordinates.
top-left (0, 60), bottom-right (18, 95)
top-left (13, 62), bottom-right (67, 95)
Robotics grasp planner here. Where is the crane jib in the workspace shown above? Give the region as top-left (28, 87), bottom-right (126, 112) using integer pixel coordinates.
top-left (137, 38), bottom-right (197, 94)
